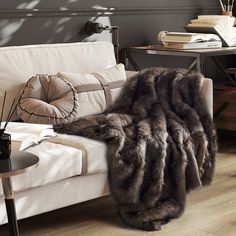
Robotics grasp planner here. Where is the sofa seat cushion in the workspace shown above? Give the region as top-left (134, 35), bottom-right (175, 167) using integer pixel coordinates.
top-left (48, 134), bottom-right (108, 175)
top-left (0, 141), bottom-right (83, 195)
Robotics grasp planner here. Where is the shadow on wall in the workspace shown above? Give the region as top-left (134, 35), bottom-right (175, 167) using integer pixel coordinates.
top-left (0, 0), bottom-right (220, 48)
top-left (0, 0), bottom-right (114, 46)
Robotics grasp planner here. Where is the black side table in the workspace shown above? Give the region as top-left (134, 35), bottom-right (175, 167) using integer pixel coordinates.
top-left (122, 45), bottom-right (236, 86)
top-left (0, 151), bottom-right (39, 236)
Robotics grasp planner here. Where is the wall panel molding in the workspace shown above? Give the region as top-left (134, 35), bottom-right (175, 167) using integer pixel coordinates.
top-left (0, 6), bottom-right (218, 18)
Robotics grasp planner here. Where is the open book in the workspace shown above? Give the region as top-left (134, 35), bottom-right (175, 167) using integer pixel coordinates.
top-left (3, 122), bottom-right (56, 151)
top-left (185, 15), bottom-right (236, 46)
top-left (160, 32), bottom-right (221, 43)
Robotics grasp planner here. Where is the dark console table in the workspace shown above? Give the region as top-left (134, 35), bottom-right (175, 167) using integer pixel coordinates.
top-left (122, 45), bottom-right (236, 85)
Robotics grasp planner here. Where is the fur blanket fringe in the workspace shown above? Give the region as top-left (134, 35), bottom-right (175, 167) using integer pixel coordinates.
top-left (55, 67), bottom-right (217, 231)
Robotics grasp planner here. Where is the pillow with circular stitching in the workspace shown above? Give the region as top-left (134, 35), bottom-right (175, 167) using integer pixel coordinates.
top-left (17, 74), bottom-right (80, 125)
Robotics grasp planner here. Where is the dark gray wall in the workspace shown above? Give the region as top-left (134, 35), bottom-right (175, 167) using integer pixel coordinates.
top-left (1, 0), bottom-right (231, 77)
top-left (0, 0), bottom-right (220, 47)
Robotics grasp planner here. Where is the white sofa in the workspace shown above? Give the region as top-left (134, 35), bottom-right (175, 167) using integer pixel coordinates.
top-left (0, 41), bottom-right (213, 225)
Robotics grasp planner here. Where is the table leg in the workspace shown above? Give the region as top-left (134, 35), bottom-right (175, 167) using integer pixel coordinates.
top-left (125, 51), bottom-right (141, 71)
top-left (196, 55), bottom-right (206, 75)
top-left (188, 59), bottom-right (197, 72)
top-left (211, 56), bottom-right (236, 86)
top-left (120, 49), bottom-right (128, 68)
top-left (2, 177), bottom-right (19, 236)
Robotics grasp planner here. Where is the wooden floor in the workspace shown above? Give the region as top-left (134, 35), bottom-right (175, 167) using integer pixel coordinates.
top-left (0, 134), bottom-right (236, 236)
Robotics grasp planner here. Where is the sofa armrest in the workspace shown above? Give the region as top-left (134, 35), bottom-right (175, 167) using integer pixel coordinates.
top-left (126, 70), bottom-right (138, 79)
top-left (202, 78), bottom-right (213, 118)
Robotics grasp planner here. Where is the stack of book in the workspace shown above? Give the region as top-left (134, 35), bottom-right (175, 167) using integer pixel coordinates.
top-left (158, 31), bottom-right (222, 49)
top-left (185, 15), bottom-right (236, 47)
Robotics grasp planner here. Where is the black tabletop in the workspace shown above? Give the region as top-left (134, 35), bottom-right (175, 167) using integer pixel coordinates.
top-left (0, 151), bottom-right (39, 178)
top-left (125, 45), bottom-right (236, 57)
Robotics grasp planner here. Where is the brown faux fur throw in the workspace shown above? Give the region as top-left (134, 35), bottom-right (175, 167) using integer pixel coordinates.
top-left (54, 67), bottom-right (217, 231)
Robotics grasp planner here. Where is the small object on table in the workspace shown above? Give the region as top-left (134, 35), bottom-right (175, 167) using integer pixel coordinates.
top-left (0, 151), bottom-right (39, 236)
top-left (0, 131), bottom-right (11, 160)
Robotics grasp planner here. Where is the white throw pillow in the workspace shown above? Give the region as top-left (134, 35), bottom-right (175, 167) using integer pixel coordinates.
top-left (57, 64), bottom-right (126, 117)
top-left (17, 74), bottom-right (80, 125)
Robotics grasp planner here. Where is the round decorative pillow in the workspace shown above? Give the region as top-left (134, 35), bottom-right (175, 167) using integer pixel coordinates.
top-left (17, 74), bottom-right (79, 125)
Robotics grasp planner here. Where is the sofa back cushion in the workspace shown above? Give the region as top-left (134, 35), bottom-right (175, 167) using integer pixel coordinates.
top-left (0, 42), bottom-right (116, 121)
top-left (57, 64), bottom-right (126, 117)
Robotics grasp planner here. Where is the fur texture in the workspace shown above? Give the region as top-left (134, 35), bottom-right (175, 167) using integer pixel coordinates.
top-left (54, 67), bottom-right (217, 231)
